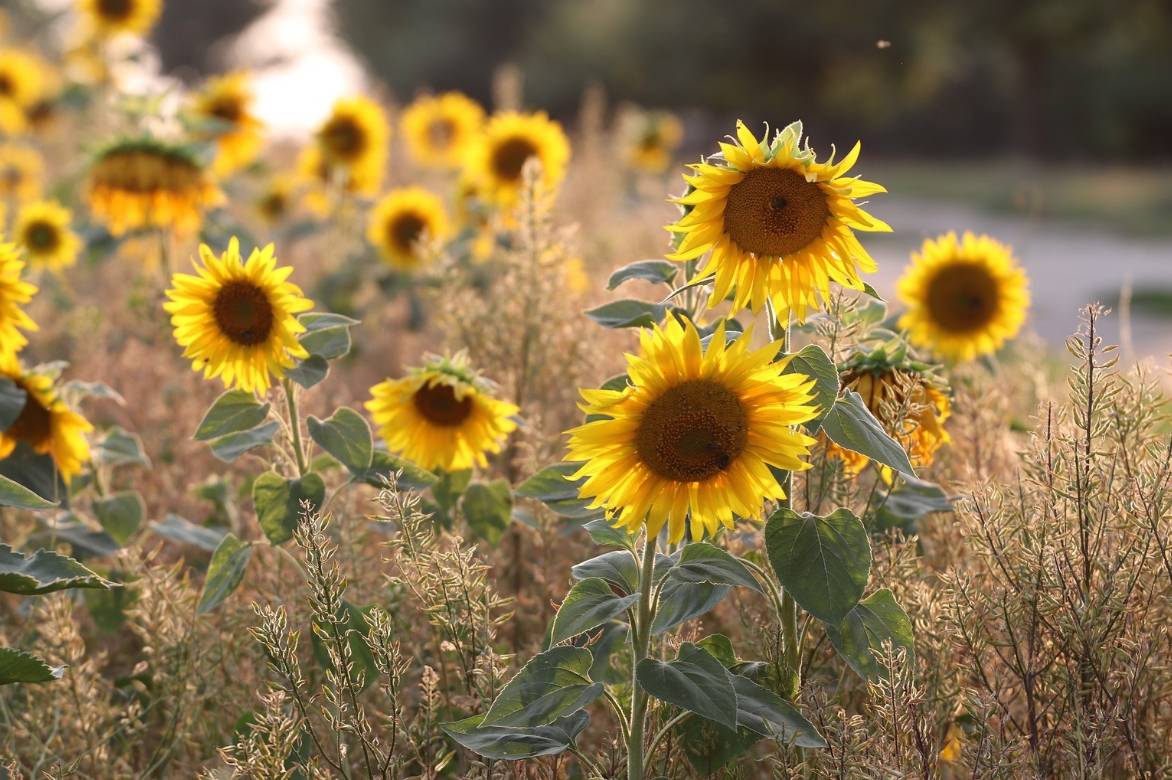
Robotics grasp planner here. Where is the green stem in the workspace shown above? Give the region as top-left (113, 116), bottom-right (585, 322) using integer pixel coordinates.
top-left (627, 533), bottom-right (658, 780)
top-left (282, 378), bottom-right (308, 477)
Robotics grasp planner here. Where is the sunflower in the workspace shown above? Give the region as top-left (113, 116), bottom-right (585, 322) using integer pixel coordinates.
top-left (77, 0), bottom-right (162, 38)
top-left (163, 238), bottom-right (314, 394)
top-left (0, 144), bottom-right (43, 202)
top-left (366, 187), bottom-right (450, 270)
top-left (15, 200), bottom-right (81, 271)
top-left (85, 138), bottom-right (223, 236)
top-left (0, 49), bottom-right (47, 133)
top-left (0, 357), bottom-right (92, 482)
top-left (567, 318), bottom-right (818, 544)
top-left (464, 111), bottom-right (570, 208)
top-left (0, 242), bottom-right (37, 364)
top-left (312, 96), bottom-right (389, 197)
top-left (190, 72), bottom-right (263, 177)
top-left (897, 232), bottom-right (1030, 362)
top-left (255, 176), bottom-right (293, 225)
top-left (402, 91), bottom-right (484, 169)
top-left (667, 120), bottom-right (890, 321)
top-left (366, 354), bottom-right (518, 473)
top-left (623, 110), bottom-right (684, 174)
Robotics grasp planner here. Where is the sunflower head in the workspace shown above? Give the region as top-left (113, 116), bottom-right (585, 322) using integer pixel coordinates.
top-left (78, 0), bottom-right (162, 38)
top-left (15, 200), bottom-right (81, 272)
top-left (0, 242), bottom-right (38, 364)
top-left (897, 231), bottom-right (1030, 363)
top-left (668, 120), bottom-right (890, 321)
top-left (402, 91), bottom-right (485, 169)
top-left (163, 238), bottom-right (314, 394)
top-left (256, 176), bottom-right (293, 225)
top-left (190, 72), bottom-right (263, 177)
top-left (624, 110), bottom-right (684, 174)
top-left (86, 137), bottom-right (223, 236)
top-left (366, 354), bottom-right (518, 473)
top-left (567, 317), bottom-right (818, 544)
top-left (0, 358), bottom-right (93, 481)
top-left (313, 96), bottom-right (388, 194)
top-left (0, 144), bottom-right (43, 202)
top-left (0, 48), bottom-right (47, 109)
top-left (465, 111), bottom-right (570, 208)
top-left (366, 186), bottom-right (450, 270)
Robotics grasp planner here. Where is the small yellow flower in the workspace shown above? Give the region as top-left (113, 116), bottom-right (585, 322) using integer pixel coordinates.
top-left (366, 355), bottom-right (518, 473)
top-left (14, 201), bottom-right (81, 272)
top-left (402, 91), bottom-right (485, 169)
top-left (189, 72), bottom-right (264, 177)
top-left (0, 144), bottom-right (43, 202)
top-left (0, 356), bottom-right (93, 482)
top-left (366, 187), bottom-right (450, 270)
top-left (313, 96), bottom-right (389, 197)
top-left (164, 239), bottom-right (314, 394)
top-left (77, 0), bottom-right (163, 38)
top-left (464, 111), bottom-right (570, 208)
top-left (0, 242), bottom-right (38, 364)
top-left (0, 48), bottom-right (49, 133)
top-left (623, 110), bottom-right (684, 174)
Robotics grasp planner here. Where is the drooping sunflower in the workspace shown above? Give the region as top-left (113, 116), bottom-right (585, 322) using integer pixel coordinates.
top-left (312, 96), bottom-right (389, 197)
top-left (366, 187), bottom-right (450, 270)
top-left (163, 238), bottom-right (314, 394)
top-left (14, 200), bottom-right (81, 271)
top-left (0, 144), bottom-right (43, 202)
top-left (402, 91), bottom-right (485, 169)
top-left (85, 138), bottom-right (223, 236)
top-left (77, 0), bottom-right (162, 38)
top-left (668, 120), bottom-right (890, 321)
top-left (366, 354), bottom-right (518, 473)
top-left (0, 356), bottom-right (92, 482)
top-left (190, 72), bottom-right (263, 177)
top-left (623, 110), bottom-right (684, 174)
top-left (0, 242), bottom-right (38, 364)
top-left (567, 318), bottom-right (818, 544)
top-left (897, 231), bottom-right (1030, 362)
top-left (464, 111), bottom-right (570, 208)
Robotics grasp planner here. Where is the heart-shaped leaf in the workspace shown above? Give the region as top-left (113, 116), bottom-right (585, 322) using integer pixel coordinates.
top-left (197, 533), bottom-right (253, 614)
top-left (765, 507), bottom-right (870, 625)
top-left (252, 471), bottom-right (326, 546)
top-left (483, 646), bottom-right (603, 727)
top-left (194, 390), bottom-right (271, 441)
top-left (636, 643), bottom-right (738, 729)
top-left (307, 407), bottom-right (373, 473)
top-left (549, 577), bottom-right (639, 646)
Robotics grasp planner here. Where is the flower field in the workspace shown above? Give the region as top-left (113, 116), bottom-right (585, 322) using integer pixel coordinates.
top-left (1, 2), bottom-right (1171, 779)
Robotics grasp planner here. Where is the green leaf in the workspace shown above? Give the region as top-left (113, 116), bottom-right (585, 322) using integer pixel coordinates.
top-left (0, 474), bottom-right (57, 510)
top-left (93, 427), bottom-right (150, 468)
top-left (209, 420), bottom-right (280, 463)
top-left (571, 550), bottom-right (638, 595)
top-left (252, 471), bottom-right (326, 546)
top-left (0, 544), bottom-right (116, 594)
top-left (149, 514), bottom-right (226, 552)
top-left (827, 589), bottom-right (915, 680)
top-left (460, 479), bottom-right (513, 546)
top-left (696, 634), bottom-right (738, 668)
top-left (60, 380), bottom-right (125, 406)
top-left (197, 533), bottom-right (253, 614)
top-left (43, 513), bottom-right (120, 557)
top-left (358, 450), bottom-right (438, 491)
top-left (669, 543), bottom-right (762, 593)
top-left (285, 355), bottom-right (330, 389)
top-left (515, 463), bottom-right (601, 520)
top-left (307, 407), bottom-right (373, 473)
top-left (0, 647), bottom-right (63, 685)
top-left (0, 445), bottom-right (62, 504)
top-left (821, 390), bottom-right (916, 477)
top-left (636, 643), bottom-right (738, 729)
top-left (443, 711), bottom-right (589, 760)
top-left (651, 579), bottom-right (729, 635)
top-left (765, 507), bottom-right (871, 625)
top-left (582, 519), bottom-right (634, 548)
top-left (549, 577), bottom-right (639, 646)
top-left (92, 491), bottom-right (145, 545)
top-left (607, 259), bottom-right (679, 290)
top-left (584, 299), bottom-right (666, 329)
top-left (874, 477), bottom-right (954, 533)
top-left (432, 469), bottom-right (471, 513)
top-left (0, 377), bottom-right (27, 432)
top-left (483, 646), bottom-right (603, 727)
top-left (783, 345), bottom-right (839, 431)
top-left (298, 312), bottom-right (359, 359)
top-left (731, 675), bottom-right (826, 746)
top-left (588, 623), bottom-right (628, 684)
top-left (194, 390), bottom-right (271, 441)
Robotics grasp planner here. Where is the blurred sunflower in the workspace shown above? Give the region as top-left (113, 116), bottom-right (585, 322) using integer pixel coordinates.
top-left (0, 356), bottom-right (92, 481)
top-left (464, 111), bottom-right (569, 208)
top-left (190, 72), bottom-right (263, 177)
top-left (77, 0), bottom-right (162, 38)
top-left (366, 354), bottom-right (518, 473)
top-left (255, 176), bottom-right (293, 225)
top-left (567, 318), bottom-right (818, 544)
top-left (0, 242), bottom-right (37, 363)
top-left (0, 48), bottom-right (47, 133)
top-left (15, 200), bottom-right (81, 271)
top-left (0, 144), bottom-right (43, 202)
top-left (312, 96), bottom-right (388, 196)
top-left (85, 138), bottom-right (223, 235)
top-left (668, 120), bottom-right (890, 320)
top-left (401, 91), bottom-right (484, 169)
top-left (898, 232), bottom-right (1030, 362)
top-left (366, 187), bottom-right (450, 270)
top-left (454, 173), bottom-right (494, 261)
top-left (164, 238), bottom-right (313, 394)
top-left (624, 110), bottom-right (683, 174)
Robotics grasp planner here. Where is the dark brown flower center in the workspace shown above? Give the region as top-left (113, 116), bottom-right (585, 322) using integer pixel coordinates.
top-left (413, 381), bottom-right (473, 427)
top-left (97, 0), bottom-right (134, 21)
top-left (925, 261), bottom-right (1000, 334)
top-left (320, 116), bottom-right (365, 160)
top-left (6, 381), bottom-right (52, 449)
top-left (207, 97), bottom-right (242, 124)
top-left (490, 136), bottom-right (538, 182)
top-left (0, 75), bottom-right (13, 98)
top-left (635, 379), bottom-right (748, 482)
top-left (723, 168), bottom-right (830, 256)
top-left (213, 280), bottom-right (275, 346)
top-left (23, 221), bottom-right (59, 252)
top-left (638, 130), bottom-right (661, 151)
top-left (259, 192), bottom-right (286, 220)
top-left (428, 118), bottom-right (455, 149)
top-left (389, 212), bottom-right (426, 254)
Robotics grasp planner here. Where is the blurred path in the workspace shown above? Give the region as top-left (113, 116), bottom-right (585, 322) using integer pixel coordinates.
top-left (865, 197), bottom-right (1172, 363)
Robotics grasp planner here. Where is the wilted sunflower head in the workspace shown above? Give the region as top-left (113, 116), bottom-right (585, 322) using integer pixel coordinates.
top-left (15, 200), bottom-right (81, 272)
top-left (163, 238), bottom-right (314, 394)
top-left (897, 231), bottom-right (1030, 363)
top-left (366, 186), bottom-right (450, 270)
top-left (623, 110), bottom-right (684, 174)
top-left (0, 242), bottom-right (38, 364)
top-left (77, 0), bottom-right (162, 38)
top-left (313, 96), bottom-right (388, 194)
top-left (85, 137), bottom-right (223, 236)
top-left (0, 358), bottom-right (93, 482)
top-left (190, 72), bottom-right (263, 176)
top-left (365, 354), bottom-right (518, 473)
top-left (567, 317), bottom-right (818, 544)
top-left (464, 111), bottom-right (570, 208)
top-left (0, 144), bottom-right (44, 202)
top-left (668, 120), bottom-right (890, 321)
top-left (402, 91), bottom-right (485, 169)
